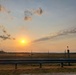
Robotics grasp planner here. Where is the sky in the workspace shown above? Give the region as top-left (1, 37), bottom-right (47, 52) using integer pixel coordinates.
top-left (0, 0), bottom-right (76, 52)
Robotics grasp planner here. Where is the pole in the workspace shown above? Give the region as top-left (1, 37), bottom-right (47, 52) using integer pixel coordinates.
top-left (15, 64), bottom-right (17, 69)
top-left (48, 50), bottom-right (49, 58)
top-left (67, 46), bottom-right (70, 66)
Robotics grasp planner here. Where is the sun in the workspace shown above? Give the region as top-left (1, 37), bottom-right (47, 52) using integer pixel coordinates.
top-left (21, 40), bottom-right (25, 44)
top-left (18, 37), bottom-right (30, 46)
top-left (20, 39), bottom-right (28, 45)
top-left (17, 37), bottom-right (30, 47)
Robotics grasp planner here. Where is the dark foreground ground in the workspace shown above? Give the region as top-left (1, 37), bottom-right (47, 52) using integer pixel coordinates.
top-left (0, 52), bottom-right (76, 75)
top-left (0, 67), bottom-right (76, 75)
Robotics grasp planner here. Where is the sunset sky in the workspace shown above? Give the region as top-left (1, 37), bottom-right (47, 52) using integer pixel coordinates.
top-left (0, 0), bottom-right (76, 52)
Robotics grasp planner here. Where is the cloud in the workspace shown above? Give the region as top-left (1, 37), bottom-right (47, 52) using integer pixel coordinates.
top-left (0, 25), bottom-right (10, 36)
top-left (0, 25), bottom-right (15, 40)
top-left (0, 35), bottom-right (10, 40)
top-left (24, 10), bottom-right (33, 16)
top-left (34, 8), bottom-right (43, 16)
top-left (33, 27), bottom-right (76, 42)
top-left (0, 35), bottom-right (15, 40)
top-left (0, 5), bottom-right (10, 13)
top-left (24, 16), bottom-right (32, 21)
top-left (24, 7), bottom-right (43, 21)
top-left (24, 10), bottom-right (32, 21)
top-left (0, 4), bottom-right (13, 20)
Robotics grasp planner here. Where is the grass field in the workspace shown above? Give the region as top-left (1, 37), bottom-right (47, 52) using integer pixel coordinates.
top-left (0, 52), bottom-right (76, 59)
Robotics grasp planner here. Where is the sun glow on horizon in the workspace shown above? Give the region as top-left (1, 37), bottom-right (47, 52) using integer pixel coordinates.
top-left (17, 37), bottom-right (30, 47)
top-left (21, 40), bottom-right (26, 44)
top-left (20, 39), bottom-right (29, 46)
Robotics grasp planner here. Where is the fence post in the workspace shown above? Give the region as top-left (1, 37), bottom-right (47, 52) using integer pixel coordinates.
top-left (15, 64), bottom-right (17, 69)
top-left (61, 63), bottom-right (63, 68)
top-left (39, 63), bottom-right (42, 68)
